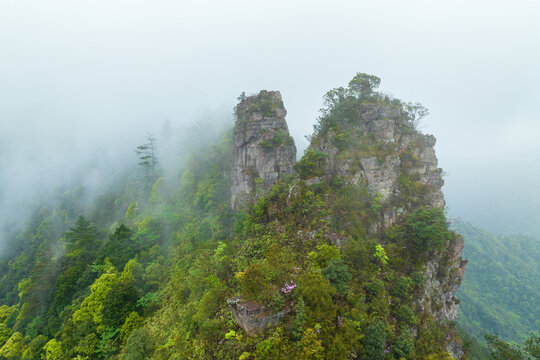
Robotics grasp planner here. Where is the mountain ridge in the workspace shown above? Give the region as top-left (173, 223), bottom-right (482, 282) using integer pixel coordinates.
top-left (0, 73), bottom-right (470, 359)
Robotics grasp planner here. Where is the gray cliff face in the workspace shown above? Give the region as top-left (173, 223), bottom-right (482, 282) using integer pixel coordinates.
top-left (229, 94), bottom-right (466, 355)
top-left (312, 102), bottom-right (466, 355)
top-left (313, 102), bottom-right (445, 226)
top-left (417, 234), bottom-right (467, 359)
top-left (416, 234), bottom-right (467, 323)
top-left (231, 90), bottom-right (296, 210)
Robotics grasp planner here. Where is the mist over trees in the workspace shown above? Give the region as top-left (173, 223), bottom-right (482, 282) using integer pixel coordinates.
top-left (0, 113), bottom-right (231, 257)
top-left (2, 1), bottom-right (540, 238)
top-left (0, 74), bottom-right (469, 359)
top-left (135, 133), bottom-right (159, 176)
top-left (0, 1), bottom-right (539, 359)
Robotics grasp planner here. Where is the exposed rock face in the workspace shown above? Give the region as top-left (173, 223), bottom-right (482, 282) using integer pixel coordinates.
top-left (417, 234), bottom-right (467, 323)
top-left (359, 156), bottom-right (401, 201)
top-left (417, 234), bottom-right (468, 359)
top-left (313, 102), bottom-right (445, 226)
top-left (231, 91), bottom-right (297, 210)
top-left (229, 94), bottom-right (466, 356)
top-left (227, 297), bottom-right (289, 335)
top-left (312, 102), bottom-right (465, 355)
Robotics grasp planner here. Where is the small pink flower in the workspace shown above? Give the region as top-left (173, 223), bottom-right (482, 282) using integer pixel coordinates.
top-left (281, 280), bottom-right (297, 293)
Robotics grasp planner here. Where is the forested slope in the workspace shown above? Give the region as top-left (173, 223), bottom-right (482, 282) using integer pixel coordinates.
top-left (454, 220), bottom-right (540, 343)
top-left (0, 74), bottom-right (471, 359)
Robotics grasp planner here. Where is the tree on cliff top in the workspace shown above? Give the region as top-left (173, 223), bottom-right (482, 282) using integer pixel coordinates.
top-left (348, 72), bottom-right (381, 98)
top-left (313, 72), bottom-right (384, 138)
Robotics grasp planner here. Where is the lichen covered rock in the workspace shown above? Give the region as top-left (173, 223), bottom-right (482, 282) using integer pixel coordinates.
top-left (231, 90), bottom-right (296, 210)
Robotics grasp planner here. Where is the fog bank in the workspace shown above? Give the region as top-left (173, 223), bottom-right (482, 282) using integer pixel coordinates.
top-left (1, 0), bottom-right (540, 240)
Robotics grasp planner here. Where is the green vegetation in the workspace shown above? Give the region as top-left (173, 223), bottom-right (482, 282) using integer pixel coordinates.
top-left (312, 72), bottom-right (406, 140)
top-left (406, 207), bottom-right (451, 254)
top-left (454, 219), bottom-right (540, 345)
top-left (135, 133), bottom-right (159, 178)
top-left (484, 332), bottom-right (540, 360)
top-left (0, 74), bottom-right (482, 359)
top-left (294, 149), bottom-right (327, 179)
top-left (235, 91), bottom-right (283, 120)
top-left (0, 128), bottom-right (233, 359)
top-left (259, 129), bottom-right (295, 148)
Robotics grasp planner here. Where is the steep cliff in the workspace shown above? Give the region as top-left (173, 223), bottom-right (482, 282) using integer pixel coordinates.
top-left (308, 98), bottom-right (466, 339)
top-left (309, 102), bottom-right (444, 227)
top-left (231, 90), bottom-right (296, 210)
top-left (228, 74), bottom-right (467, 358)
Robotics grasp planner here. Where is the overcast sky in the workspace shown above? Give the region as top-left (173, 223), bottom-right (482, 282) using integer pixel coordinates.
top-left (1, 0), bottom-right (540, 237)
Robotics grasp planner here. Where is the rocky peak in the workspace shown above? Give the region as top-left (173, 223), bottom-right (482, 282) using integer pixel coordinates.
top-left (231, 90), bottom-right (297, 210)
top-left (228, 83), bottom-right (466, 357)
top-left (312, 102), bottom-right (445, 227)
top-left (310, 100), bottom-right (466, 354)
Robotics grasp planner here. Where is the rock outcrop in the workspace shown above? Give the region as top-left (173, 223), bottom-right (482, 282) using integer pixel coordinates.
top-left (229, 91), bottom-right (466, 357)
top-left (312, 102), bottom-right (445, 227)
top-left (231, 91), bottom-right (296, 210)
top-left (416, 234), bottom-right (467, 359)
top-left (227, 297), bottom-right (289, 335)
top-left (311, 101), bottom-right (466, 355)
top-left (417, 234), bottom-right (467, 323)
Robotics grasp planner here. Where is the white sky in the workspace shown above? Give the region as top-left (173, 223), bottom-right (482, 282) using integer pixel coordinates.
top-left (1, 0), bottom-right (540, 236)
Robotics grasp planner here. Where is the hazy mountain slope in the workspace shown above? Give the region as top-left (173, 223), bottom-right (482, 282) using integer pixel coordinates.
top-left (0, 74), bottom-right (470, 359)
top-left (454, 219), bottom-right (540, 342)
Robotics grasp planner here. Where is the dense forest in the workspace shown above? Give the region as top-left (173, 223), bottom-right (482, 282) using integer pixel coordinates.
top-left (452, 220), bottom-right (540, 359)
top-left (0, 74), bottom-right (537, 360)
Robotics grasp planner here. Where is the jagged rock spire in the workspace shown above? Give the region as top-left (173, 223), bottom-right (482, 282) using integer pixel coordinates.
top-left (311, 102), bottom-right (445, 226)
top-left (231, 90), bottom-right (296, 210)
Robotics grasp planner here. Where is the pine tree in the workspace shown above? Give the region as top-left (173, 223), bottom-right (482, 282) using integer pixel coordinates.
top-left (135, 133), bottom-right (158, 176)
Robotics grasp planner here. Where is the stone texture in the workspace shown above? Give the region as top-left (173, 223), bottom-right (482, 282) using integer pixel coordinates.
top-left (357, 104), bottom-right (444, 210)
top-left (313, 102), bottom-right (445, 226)
top-left (416, 234), bottom-right (468, 359)
top-left (227, 297), bottom-right (288, 335)
top-left (416, 234), bottom-right (467, 323)
top-left (359, 155), bottom-right (400, 200)
top-left (231, 91), bottom-right (296, 210)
